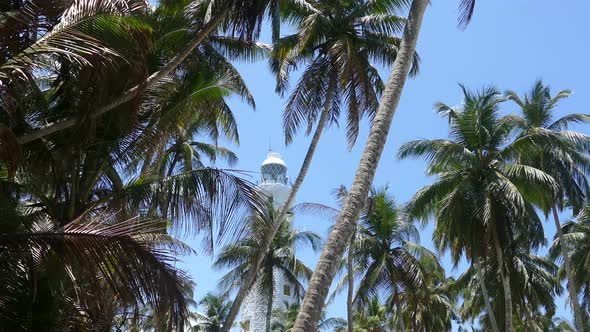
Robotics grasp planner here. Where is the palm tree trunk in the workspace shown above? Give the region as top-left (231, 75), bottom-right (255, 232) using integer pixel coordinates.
top-left (17, 15), bottom-right (225, 144)
top-left (221, 76), bottom-right (337, 332)
top-left (291, 0), bottom-right (428, 330)
top-left (492, 228), bottom-right (514, 332)
top-left (552, 206), bottom-right (585, 331)
top-left (347, 229), bottom-right (355, 332)
top-left (474, 259), bottom-right (500, 332)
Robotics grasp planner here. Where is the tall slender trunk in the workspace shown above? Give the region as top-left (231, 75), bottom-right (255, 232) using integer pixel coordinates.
top-left (347, 229), bottom-right (355, 332)
top-left (17, 16), bottom-right (225, 144)
top-left (474, 259), bottom-right (500, 332)
top-left (553, 206), bottom-right (585, 331)
top-left (291, 1), bottom-right (428, 329)
top-left (221, 77), bottom-right (337, 331)
top-left (492, 228), bottom-right (514, 332)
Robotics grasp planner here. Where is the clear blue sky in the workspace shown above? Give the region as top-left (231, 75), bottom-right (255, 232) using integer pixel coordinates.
top-left (174, 0), bottom-right (590, 329)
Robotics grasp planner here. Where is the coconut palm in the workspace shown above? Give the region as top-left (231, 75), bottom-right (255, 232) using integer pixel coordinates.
top-left (350, 186), bottom-right (437, 332)
top-left (506, 80), bottom-right (590, 330)
top-left (8, 0), bottom-right (283, 144)
top-left (0, 0), bottom-right (267, 327)
top-left (398, 256), bottom-right (457, 331)
top-left (457, 246), bottom-right (562, 331)
top-left (291, 0), bottom-right (429, 328)
top-left (271, 301), bottom-right (346, 332)
top-left (398, 85), bottom-right (559, 332)
top-left (350, 296), bottom-right (390, 332)
top-left (114, 277), bottom-right (199, 331)
top-left (225, 0), bottom-right (418, 328)
top-left (214, 200), bottom-right (321, 332)
top-left (273, 0), bottom-right (420, 148)
top-left (191, 293), bottom-right (232, 332)
top-left (551, 205), bottom-right (590, 321)
top-left (292, 0), bottom-right (493, 328)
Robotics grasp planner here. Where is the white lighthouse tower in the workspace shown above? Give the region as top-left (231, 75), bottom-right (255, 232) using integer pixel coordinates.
top-left (240, 151), bottom-right (296, 331)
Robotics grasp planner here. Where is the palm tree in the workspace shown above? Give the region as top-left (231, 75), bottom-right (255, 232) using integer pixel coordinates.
top-left (9, 0), bottom-right (281, 144)
top-left (192, 293), bottom-right (232, 332)
top-left (225, 0), bottom-right (418, 328)
top-left (271, 301), bottom-right (346, 332)
top-left (551, 205), bottom-right (590, 322)
top-left (115, 277), bottom-right (199, 331)
top-left (214, 200), bottom-right (321, 332)
top-left (457, 247), bottom-right (562, 331)
top-left (349, 186), bottom-right (437, 332)
top-left (350, 296), bottom-right (390, 332)
top-left (0, 1), bottom-right (266, 327)
top-left (506, 80), bottom-right (590, 330)
top-left (398, 85), bottom-right (559, 332)
top-left (398, 257), bottom-right (457, 331)
top-left (291, 0), bottom-right (430, 328)
top-left (293, 0), bottom-right (493, 328)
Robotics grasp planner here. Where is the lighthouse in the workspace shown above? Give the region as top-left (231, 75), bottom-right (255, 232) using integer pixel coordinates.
top-left (240, 151), bottom-right (296, 331)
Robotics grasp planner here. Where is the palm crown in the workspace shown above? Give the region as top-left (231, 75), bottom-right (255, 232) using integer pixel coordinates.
top-left (272, 0), bottom-right (419, 147)
top-left (400, 85), bottom-right (558, 263)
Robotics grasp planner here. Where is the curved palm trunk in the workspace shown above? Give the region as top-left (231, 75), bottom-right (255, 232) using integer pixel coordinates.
top-left (474, 259), bottom-right (500, 332)
top-left (291, 1), bottom-right (428, 329)
top-left (492, 229), bottom-right (514, 332)
top-left (17, 15), bottom-right (225, 144)
top-left (552, 207), bottom-right (585, 331)
top-left (221, 79), bottom-right (337, 332)
top-left (347, 229), bottom-right (355, 332)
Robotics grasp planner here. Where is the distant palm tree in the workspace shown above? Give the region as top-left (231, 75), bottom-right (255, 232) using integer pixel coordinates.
top-left (271, 301), bottom-right (346, 332)
top-left (543, 316), bottom-right (580, 332)
top-left (214, 200), bottom-right (321, 332)
top-left (399, 257), bottom-right (456, 331)
top-left (192, 293), bottom-right (232, 332)
top-left (506, 80), bottom-right (590, 330)
top-left (457, 247), bottom-right (562, 331)
top-left (399, 85), bottom-right (559, 332)
top-left (351, 296), bottom-right (390, 332)
top-left (551, 205), bottom-right (590, 322)
top-left (352, 186), bottom-right (437, 332)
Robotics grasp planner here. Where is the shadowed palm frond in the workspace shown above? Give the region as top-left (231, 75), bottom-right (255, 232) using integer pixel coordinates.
top-left (0, 214), bottom-right (191, 330)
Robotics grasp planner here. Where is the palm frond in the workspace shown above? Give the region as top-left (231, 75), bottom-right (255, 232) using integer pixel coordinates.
top-left (0, 215), bottom-right (190, 330)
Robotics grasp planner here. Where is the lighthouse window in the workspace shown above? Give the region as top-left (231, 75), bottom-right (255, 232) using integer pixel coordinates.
top-left (283, 285), bottom-right (291, 296)
top-left (261, 163), bottom-right (287, 184)
top-left (242, 320), bottom-right (250, 331)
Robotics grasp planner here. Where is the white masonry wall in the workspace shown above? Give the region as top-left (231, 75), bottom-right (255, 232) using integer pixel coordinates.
top-left (240, 268), bottom-right (296, 331)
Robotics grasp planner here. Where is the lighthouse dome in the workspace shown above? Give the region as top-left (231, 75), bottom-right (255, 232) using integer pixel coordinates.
top-left (260, 152), bottom-right (287, 185)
